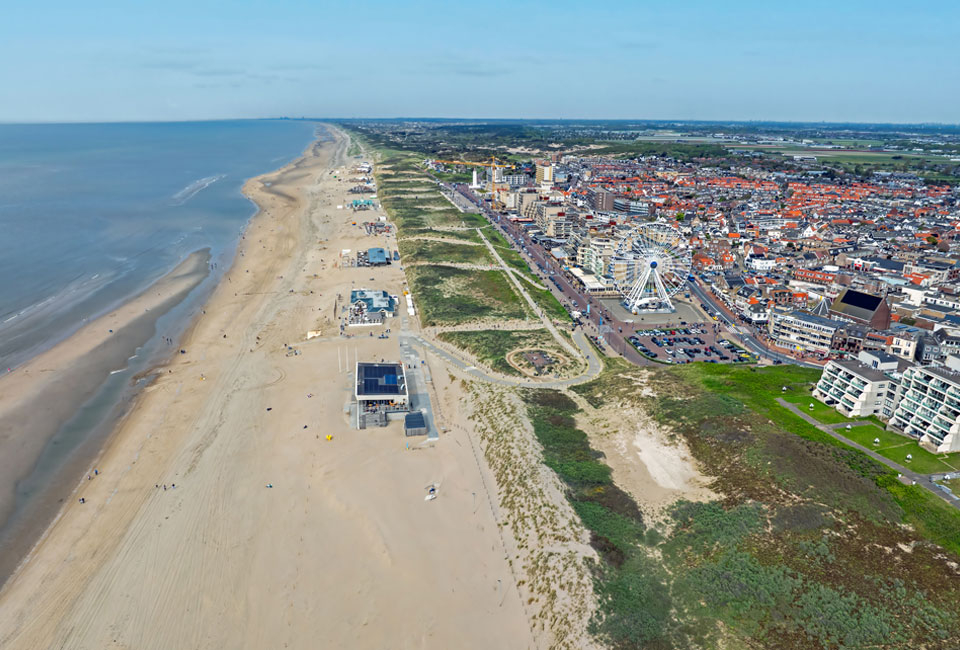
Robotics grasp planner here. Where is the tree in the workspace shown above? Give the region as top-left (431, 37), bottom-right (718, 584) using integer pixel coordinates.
top-left (676, 212), bottom-right (686, 222)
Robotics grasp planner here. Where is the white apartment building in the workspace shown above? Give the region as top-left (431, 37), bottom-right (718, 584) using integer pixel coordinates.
top-left (888, 366), bottom-right (960, 453)
top-left (813, 359), bottom-right (897, 419)
top-left (768, 309), bottom-right (840, 355)
top-left (579, 237), bottom-right (616, 278)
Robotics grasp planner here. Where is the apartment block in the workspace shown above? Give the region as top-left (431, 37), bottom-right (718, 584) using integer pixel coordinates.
top-left (768, 309), bottom-right (840, 355)
top-left (813, 358), bottom-right (897, 418)
top-left (889, 366), bottom-right (960, 453)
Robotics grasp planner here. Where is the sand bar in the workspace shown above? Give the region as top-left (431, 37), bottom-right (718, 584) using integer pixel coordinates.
top-left (0, 250), bottom-right (211, 583)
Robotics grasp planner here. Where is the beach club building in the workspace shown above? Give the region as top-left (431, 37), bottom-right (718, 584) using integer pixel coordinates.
top-left (355, 362), bottom-right (409, 429)
top-left (367, 247), bottom-right (389, 266)
top-left (347, 289), bottom-right (396, 326)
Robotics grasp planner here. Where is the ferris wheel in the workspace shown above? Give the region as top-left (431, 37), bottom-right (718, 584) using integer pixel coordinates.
top-left (615, 222), bottom-right (692, 314)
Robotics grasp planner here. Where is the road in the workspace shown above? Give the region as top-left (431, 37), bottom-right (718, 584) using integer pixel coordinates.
top-left (687, 278), bottom-right (821, 368)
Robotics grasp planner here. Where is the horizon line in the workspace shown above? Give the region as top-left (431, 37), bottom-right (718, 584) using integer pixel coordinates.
top-left (1, 117), bottom-right (959, 128)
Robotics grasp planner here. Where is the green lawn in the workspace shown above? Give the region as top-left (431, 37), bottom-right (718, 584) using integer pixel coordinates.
top-left (879, 444), bottom-right (956, 475)
top-left (843, 424), bottom-right (908, 449)
top-left (781, 393), bottom-right (856, 424)
top-left (842, 425), bottom-right (959, 474)
top-left (940, 478), bottom-right (960, 492)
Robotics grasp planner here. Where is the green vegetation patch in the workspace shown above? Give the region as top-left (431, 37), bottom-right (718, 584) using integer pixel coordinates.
top-left (568, 361), bottom-right (960, 648)
top-left (877, 444), bottom-right (955, 474)
top-left (843, 424), bottom-right (908, 449)
top-left (397, 239), bottom-right (494, 266)
top-left (781, 394), bottom-right (856, 424)
top-left (437, 328), bottom-right (577, 377)
top-left (406, 265), bottom-right (526, 326)
top-left (843, 425), bottom-right (960, 473)
top-left (401, 228), bottom-right (481, 243)
top-left (520, 390), bottom-right (676, 646)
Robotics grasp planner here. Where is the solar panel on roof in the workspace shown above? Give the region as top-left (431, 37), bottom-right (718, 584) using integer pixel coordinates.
top-left (840, 290), bottom-right (881, 311)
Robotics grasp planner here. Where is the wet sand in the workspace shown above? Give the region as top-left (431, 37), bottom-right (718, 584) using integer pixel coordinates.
top-left (0, 250), bottom-right (211, 584)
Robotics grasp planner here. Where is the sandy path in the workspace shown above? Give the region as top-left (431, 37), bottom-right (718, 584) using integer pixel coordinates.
top-left (0, 128), bottom-right (533, 649)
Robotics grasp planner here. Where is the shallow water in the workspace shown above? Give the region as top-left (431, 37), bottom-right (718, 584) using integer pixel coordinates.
top-left (0, 119), bottom-right (319, 369)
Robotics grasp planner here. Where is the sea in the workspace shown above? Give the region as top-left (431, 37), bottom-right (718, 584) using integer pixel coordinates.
top-left (0, 119), bottom-right (319, 368)
top-left (0, 120), bottom-right (321, 582)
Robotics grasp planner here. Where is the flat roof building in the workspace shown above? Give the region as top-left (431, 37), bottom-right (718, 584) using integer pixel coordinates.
top-left (768, 309), bottom-right (840, 355)
top-left (404, 411), bottom-right (428, 437)
top-left (355, 362), bottom-right (409, 428)
top-left (367, 247), bottom-right (389, 266)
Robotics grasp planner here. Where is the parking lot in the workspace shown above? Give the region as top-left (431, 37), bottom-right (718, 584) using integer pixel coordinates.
top-left (627, 325), bottom-right (757, 364)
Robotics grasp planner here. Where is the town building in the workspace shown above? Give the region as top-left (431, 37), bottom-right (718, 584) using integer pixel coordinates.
top-left (813, 354), bottom-right (899, 418)
top-left (888, 366), bottom-right (960, 452)
top-left (535, 162), bottom-right (554, 186)
top-left (768, 308), bottom-right (841, 355)
top-left (829, 288), bottom-right (891, 329)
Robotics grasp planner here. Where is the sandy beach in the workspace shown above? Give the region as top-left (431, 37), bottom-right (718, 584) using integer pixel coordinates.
top-left (0, 127), bottom-right (535, 649)
top-left (0, 250), bottom-right (211, 583)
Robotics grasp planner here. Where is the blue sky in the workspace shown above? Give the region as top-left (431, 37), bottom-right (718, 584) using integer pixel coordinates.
top-left (1, 0), bottom-right (957, 123)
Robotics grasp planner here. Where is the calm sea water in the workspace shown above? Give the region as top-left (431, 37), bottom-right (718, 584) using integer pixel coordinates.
top-left (0, 120), bottom-right (322, 582)
top-left (0, 120), bottom-right (319, 368)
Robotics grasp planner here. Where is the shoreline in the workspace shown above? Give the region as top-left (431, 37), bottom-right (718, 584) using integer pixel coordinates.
top-left (0, 127), bottom-right (339, 644)
top-left (0, 131), bottom-right (324, 590)
top-left (0, 249), bottom-right (212, 585)
top-left (0, 125), bottom-right (535, 649)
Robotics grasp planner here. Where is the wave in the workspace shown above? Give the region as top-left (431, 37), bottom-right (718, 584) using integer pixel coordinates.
top-left (0, 272), bottom-right (114, 331)
top-left (171, 174), bottom-right (226, 206)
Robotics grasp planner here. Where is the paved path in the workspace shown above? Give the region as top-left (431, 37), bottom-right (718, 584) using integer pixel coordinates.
top-left (476, 228), bottom-right (579, 359)
top-left (428, 320), bottom-right (547, 335)
top-left (403, 328), bottom-right (602, 389)
top-left (777, 398), bottom-right (960, 509)
top-left (399, 236), bottom-right (484, 246)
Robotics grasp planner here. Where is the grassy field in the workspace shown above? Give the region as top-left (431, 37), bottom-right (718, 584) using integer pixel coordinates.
top-left (879, 444), bottom-right (956, 474)
top-left (438, 329), bottom-right (580, 377)
top-left (839, 425), bottom-right (960, 474)
top-left (397, 239), bottom-right (494, 266)
top-left (406, 265), bottom-right (527, 326)
top-left (844, 424), bottom-right (907, 449)
top-left (399, 227), bottom-right (482, 243)
top-left (781, 393), bottom-right (856, 424)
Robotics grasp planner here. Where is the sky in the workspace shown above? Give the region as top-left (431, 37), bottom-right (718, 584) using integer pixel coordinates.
top-left (1, 0), bottom-right (957, 124)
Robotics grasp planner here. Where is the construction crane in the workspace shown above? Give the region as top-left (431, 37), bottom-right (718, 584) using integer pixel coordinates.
top-left (430, 156), bottom-right (515, 211)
